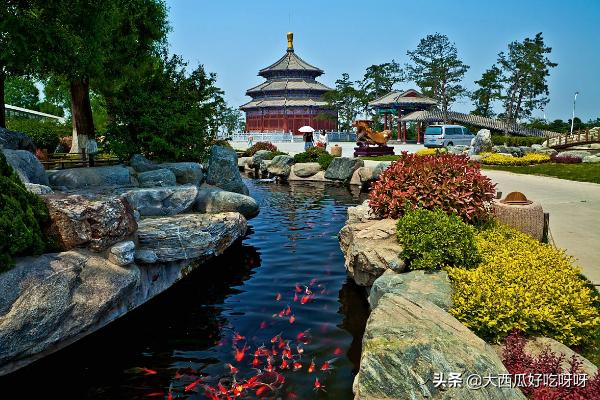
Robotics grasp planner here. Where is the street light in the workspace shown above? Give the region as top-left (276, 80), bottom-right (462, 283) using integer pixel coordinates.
top-left (570, 91), bottom-right (579, 135)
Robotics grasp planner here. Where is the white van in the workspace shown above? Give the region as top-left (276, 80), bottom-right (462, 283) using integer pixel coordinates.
top-left (423, 124), bottom-right (474, 148)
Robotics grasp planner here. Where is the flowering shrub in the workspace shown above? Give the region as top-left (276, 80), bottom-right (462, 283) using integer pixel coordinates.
top-left (369, 153), bottom-right (496, 222)
top-left (481, 153), bottom-right (551, 166)
top-left (415, 148), bottom-right (447, 156)
top-left (448, 223), bottom-right (600, 345)
top-left (245, 141), bottom-right (278, 156)
top-left (293, 146), bottom-right (334, 169)
top-left (502, 331), bottom-right (600, 399)
top-left (551, 153), bottom-right (583, 164)
top-left (396, 208), bottom-right (480, 270)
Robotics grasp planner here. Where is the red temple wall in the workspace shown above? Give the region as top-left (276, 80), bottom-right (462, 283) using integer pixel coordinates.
top-left (245, 113), bottom-right (337, 133)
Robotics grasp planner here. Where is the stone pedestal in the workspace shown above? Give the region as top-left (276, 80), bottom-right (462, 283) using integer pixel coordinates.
top-left (353, 145), bottom-right (394, 158)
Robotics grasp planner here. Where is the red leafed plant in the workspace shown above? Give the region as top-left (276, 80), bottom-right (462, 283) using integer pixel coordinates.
top-left (502, 331), bottom-right (600, 399)
top-left (368, 153), bottom-right (496, 222)
top-left (550, 153), bottom-right (583, 164)
top-left (246, 141), bottom-right (278, 156)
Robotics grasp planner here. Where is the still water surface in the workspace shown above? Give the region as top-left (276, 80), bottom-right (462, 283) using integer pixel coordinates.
top-left (0, 180), bottom-right (370, 399)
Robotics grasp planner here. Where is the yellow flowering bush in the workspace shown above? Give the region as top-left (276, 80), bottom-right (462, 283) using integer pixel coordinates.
top-left (480, 153), bottom-right (551, 166)
top-left (415, 148), bottom-right (447, 156)
top-left (447, 223), bottom-right (600, 345)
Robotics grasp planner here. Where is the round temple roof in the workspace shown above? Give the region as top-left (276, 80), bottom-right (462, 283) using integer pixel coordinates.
top-left (258, 33), bottom-right (324, 78)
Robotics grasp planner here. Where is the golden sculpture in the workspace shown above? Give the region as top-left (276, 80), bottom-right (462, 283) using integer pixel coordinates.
top-left (287, 32), bottom-right (294, 50)
top-left (353, 120), bottom-right (392, 146)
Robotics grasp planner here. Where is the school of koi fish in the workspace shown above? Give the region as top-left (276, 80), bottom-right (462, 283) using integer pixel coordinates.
top-left (138, 278), bottom-right (344, 399)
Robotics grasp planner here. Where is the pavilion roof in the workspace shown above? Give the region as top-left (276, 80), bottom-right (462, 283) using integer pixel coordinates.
top-left (240, 97), bottom-right (328, 110)
top-left (369, 89), bottom-right (438, 108)
top-left (246, 79), bottom-right (332, 95)
top-left (258, 49), bottom-right (324, 77)
top-left (401, 109), bottom-right (559, 137)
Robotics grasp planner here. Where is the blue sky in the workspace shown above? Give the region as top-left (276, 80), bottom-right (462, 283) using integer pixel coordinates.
top-left (166, 0), bottom-right (600, 122)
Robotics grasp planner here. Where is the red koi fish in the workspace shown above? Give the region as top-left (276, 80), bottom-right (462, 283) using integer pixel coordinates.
top-left (320, 358), bottom-right (338, 372)
top-left (279, 358), bottom-right (289, 369)
top-left (185, 377), bottom-right (202, 392)
top-left (234, 344), bottom-right (250, 362)
top-left (305, 287), bottom-right (313, 295)
top-left (278, 308), bottom-right (285, 318)
top-left (252, 356), bottom-right (261, 367)
top-left (141, 367), bottom-right (157, 375)
top-left (307, 359), bottom-right (316, 373)
top-left (278, 338), bottom-right (286, 349)
top-left (296, 329), bottom-right (311, 344)
top-left (293, 292), bottom-right (298, 302)
top-left (295, 283), bottom-right (303, 293)
top-left (292, 361), bottom-right (302, 371)
top-left (300, 294), bottom-right (311, 304)
top-left (296, 344), bottom-right (304, 354)
top-left (232, 383), bottom-right (245, 396)
top-left (284, 305), bottom-right (291, 316)
top-left (289, 315), bottom-right (296, 324)
top-left (144, 392), bottom-right (163, 397)
top-left (233, 332), bottom-right (245, 343)
top-left (226, 363), bottom-right (239, 374)
top-left (314, 377), bottom-right (325, 391)
top-left (333, 347), bottom-right (344, 356)
top-left (256, 385), bottom-right (269, 396)
top-left (259, 321), bottom-right (268, 329)
top-left (275, 293), bottom-right (282, 301)
top-left (270, 332), bottom-right (282, 343)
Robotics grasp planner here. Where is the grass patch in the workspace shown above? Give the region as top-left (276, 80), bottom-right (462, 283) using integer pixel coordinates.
top-left (359, 155), bottom-right (401, 161)
top-left (482, 163), bottom-right (600, 184)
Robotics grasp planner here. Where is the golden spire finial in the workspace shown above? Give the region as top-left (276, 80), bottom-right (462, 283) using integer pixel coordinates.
top-left (287, 32), bottom-right (294, 51)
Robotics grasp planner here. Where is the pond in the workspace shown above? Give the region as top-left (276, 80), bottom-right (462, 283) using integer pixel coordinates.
top-left (0, 179), bottom-right (370, 399)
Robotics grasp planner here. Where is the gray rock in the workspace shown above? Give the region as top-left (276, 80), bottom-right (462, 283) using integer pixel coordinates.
top-left (24, 183), bottom-right (53, 195)
top-left (44, 195), bottom-right (138, 252)
top-left (583, 155), bottom-right (600, 163)
top-left (371, 161), bottom-right (391, 179)
top-left (2, 149), bottom-right (49, 185)
top-left (369, 270), bottom-right (452, 310)
top-left (206, 145), bottom-right (249, 195)
top-left (137, 168), bottom-right (177, 187)
top-left (0, 127), bottom-right (35, 151)
top-left (469, 129), bottom-right (493, 155)
top-left (160, 162), bottom-right (204, 185)
top-left (266, 155), bottom-right (294, 177)
top-left (347, 200), bottom-right (376, 224)
top-left (338, 218), bottom-right (406, 286)
top-left (108, 241), bottom-right (135, 266)
top-left (558, 150), bottom-right (592, 160)
top-left (534, 148), bottom-right (558, 157)
top-left (136, 212), bottom-right (247, 262)
top-left (134, 249), bottom-right (159, 264)
top-left (259, 160), bottom-right (272, 176)
top-left (493, 146), bottom-right (523, 157)
top-left (238, 156), bottom-right (252, 169)
top-left (195, 187), bottom-right (259, 219)
top-left (129, 154), bottom-right (160, 173)
top-left (446, 144), bottom-right (469, 154)
top-left (292, 162), bottom-right (321, 178)
top-left (250, 150), bottom-right (272, 168)
top-left (523, 337), bottom-right (598, 376)
top-left (531, 144), bottom-right (543, 150)
top-left (122, 185), bottom-right (198, 216)
top-left (350, 166), bottom-right (375, 185)
top-left (354, 293), bottom-right (526, 400)
top-left (324, 157), bottom-right (364, 182)
top-left (47, 165), bottom-right (134, 189)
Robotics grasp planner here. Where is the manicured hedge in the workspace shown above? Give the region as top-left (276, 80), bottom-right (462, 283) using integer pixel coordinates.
top-left (491, 135), bottom-right (545, 147)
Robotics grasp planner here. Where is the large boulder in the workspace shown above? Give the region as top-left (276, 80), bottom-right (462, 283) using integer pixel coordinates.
top-left (354, 293), bottom-right (526, 400)
top-left (446, 144), bottom-right (469, 155)
top-left (24, 183), bottom-right (53, 195)
top-left (371, 161), bottom-right (391, 180)
top-left (469, 129), bottom-right (493, 155)
top-left (129, 154), bottom-right (160, 173)
top-left (108, 241), bottom-right (136, 266)
top-left (347, 200), bottom-right (376, 224)
top-left (160, 162), bottom-right (204, 186)
top-left (47, 165), bottom-right (134, 189)
top-left (369, 270), bottom-right (452, 310)
top-left (292, 162), bottom-right (321, 178)
top-left (44, 195), bottom-right (137, 252)
top-left (206, 145), bottom-right (249, 195)
top-left (0, 127), bottom-right (35, 151)
top-left (2, 148), bottom-right (48, 185)
top-left (249, 150), bottom-right (272, 168)
top-left (522, 337), bottom-right (598, 376)
top-left (195, 187), bottom-right (259, 219)
top-left (583, 155), bottom-right (600, 163)
top-left (325, 157), bottom-right (364, 182)
top-left (266, 155), bottom-right (294, 177)
top-left (350, 166), bottom-right (375, 186)
top-left (338, 218), bottom-right (405, 286)
top-left (0, 250), bottom-right (140, 374)
top-left (136, 212), bottom-right (247, 263)
top-left (137, 168), bottom-right (177, 188)
top-left (121, 185), bottom-right (198, 216)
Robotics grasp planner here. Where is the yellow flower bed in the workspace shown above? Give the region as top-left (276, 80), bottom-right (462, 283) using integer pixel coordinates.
top-left (415, 148), bottom-right (447, 156)
top-left (447, 223), bottom-right (600, 345)
top-left (480, 152), bottom-right (550, 166)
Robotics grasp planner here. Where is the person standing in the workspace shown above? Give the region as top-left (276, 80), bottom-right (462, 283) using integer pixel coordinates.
top-left (247, 134), bottom-right (254, 148)
top-left (321, 130), bottom-right (329, 150)
top-left (303, 130), bottom-right (314, 150)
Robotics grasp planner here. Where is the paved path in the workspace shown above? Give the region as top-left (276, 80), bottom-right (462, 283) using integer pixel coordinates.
top-left (482, 170), bottom-right (600, 285)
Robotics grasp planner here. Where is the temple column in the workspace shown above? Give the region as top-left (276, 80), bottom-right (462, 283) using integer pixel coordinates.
top-left (261, 110), bottom-right (264, 133)
top-left (416, 122), bottom-right (421, 144)
top-left (402, 122), bottom-right (407, 143)
top-left (397, 108), bottom-right (404, 143)
top-left (384, 113), bottom-right (388, 130)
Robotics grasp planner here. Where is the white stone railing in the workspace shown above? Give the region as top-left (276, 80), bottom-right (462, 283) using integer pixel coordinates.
top-left (220, 132), bottom-right (357, 143)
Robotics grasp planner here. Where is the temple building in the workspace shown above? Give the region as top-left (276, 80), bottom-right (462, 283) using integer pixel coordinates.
top-left (241, 32), bottom-right (337, 133)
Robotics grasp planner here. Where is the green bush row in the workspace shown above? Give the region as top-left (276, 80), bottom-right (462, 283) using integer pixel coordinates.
top-left (6, 118), bottom-right (71, 151)
top-left (491, 135), bottom-right (545, 147)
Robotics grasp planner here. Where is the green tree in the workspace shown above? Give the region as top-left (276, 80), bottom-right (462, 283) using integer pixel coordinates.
top-left (4, 76), bottom-right (40, 110)
top-left (407, 33), bottom-right (469, 122)
top-left (471, 65), bottom-right (502, 118)
top-left (323, 73), bottom-right (362, 131)
top-left (358, 61), bottom-right (404, 114)
top-left (497, 32), bottom-right (557, 124)
top-left (219, 107), bottom-right (245, 134)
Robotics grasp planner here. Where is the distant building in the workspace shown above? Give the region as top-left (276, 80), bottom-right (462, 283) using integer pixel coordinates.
top-left (241, 32), bottom-right (337, 133)
top-left (4, 104), bottom-right (66, 124)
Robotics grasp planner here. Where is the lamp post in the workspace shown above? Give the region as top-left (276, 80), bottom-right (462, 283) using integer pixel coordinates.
top-left (570, 91), bottom-right (579, 135)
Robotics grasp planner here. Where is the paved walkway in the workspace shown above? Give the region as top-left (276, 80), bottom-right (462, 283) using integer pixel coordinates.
top-left (482, 170), bottom-right (600, 285)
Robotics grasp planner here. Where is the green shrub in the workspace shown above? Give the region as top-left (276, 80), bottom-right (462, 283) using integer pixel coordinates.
top-left (262, 150), bottom-right (289, 160)
top-left (396, 208), bottom-right (480, 271)
top-left (317, 152), bottom-right (334, 169)
top-left (6, 118), bottom-right (71, 151)
top-left (0, 152), bottom-right (50, 271)
top-left (293, 146), bottom-right (334, 169)
top-left (491, 135), bottom-right (545, 147)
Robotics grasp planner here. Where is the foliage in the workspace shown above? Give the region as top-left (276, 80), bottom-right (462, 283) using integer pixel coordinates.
top-left (396, 208), bottom-right (480, 271)
top-left (6, 118), bottom-right (71, 150)
top-left (502, 331), bottom-right (600, 399)
top-left (481, 163), bottom-right (600, 184)
top-left (496, 33), bottom-right (557, 124)
top-left (491, 135), bottom-right (545, 146)
top-left (480, 153), bottom-right (550, 166)
top-left (4, 76), bottom-right (40, 110)
top-left (359, 155), bottom-right (401, 161)
top-left (323, 73), bottom-right (362, 131)
top-left (245, 142), bottom-right (278, 156)
top-left (448, 223), bottom-right (600, 345)
top-left (263, 150), bottom-right (289, 161)
top-left (406, 33), bottom-right (469, 122)
top-left (219, 107), bottom-right (245, 134)
top-left (369, 153), bottom-right (496, 222)
top-left (358, 61), bottom-right (404, 114)
top-left (106, 54), bottom-right (224, 162)
top-left (415, 148), bottom-right (447, 156)
top-left (471, 65), bottom-right (502, 118)
top-left (293, 146), bottom-right (334, 169)
top-left (211, 139), bottom-right (233, 149)
top-left (0, 152), bottom-right (49, 272)
top-left (551, 153), bottom-right (582, 164)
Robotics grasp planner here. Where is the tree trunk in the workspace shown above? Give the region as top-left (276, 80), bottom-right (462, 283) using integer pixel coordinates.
top-left (0, 72), bottom-right (6, 129)
top-left (69, 78), bottom-right (95, 153)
